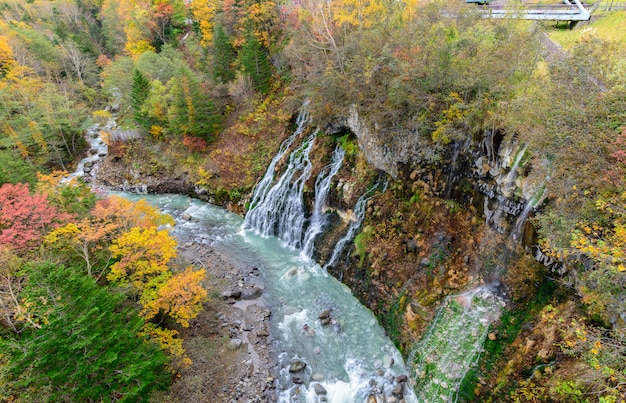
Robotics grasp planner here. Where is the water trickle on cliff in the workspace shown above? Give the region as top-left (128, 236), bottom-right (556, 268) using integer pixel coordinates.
top-left (443, 140), bottom-right (467, 199)
top-left (301, 146), bottom-right (345, 258)
top-left (502, 143), bottom-right (528, 198)
top-left (324, 179), bottom-right (386, 271)
top-left (511, 186), bottom-right (546, 241)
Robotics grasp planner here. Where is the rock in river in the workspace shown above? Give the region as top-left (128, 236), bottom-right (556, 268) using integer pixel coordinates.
top-left (289, 360), bottom-right (306, 373)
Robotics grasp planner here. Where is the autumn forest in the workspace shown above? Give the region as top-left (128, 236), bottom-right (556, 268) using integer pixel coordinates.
top-left (0, 0), bottom-right (625, 399)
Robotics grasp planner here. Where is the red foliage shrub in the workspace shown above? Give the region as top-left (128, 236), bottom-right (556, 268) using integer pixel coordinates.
top-left (0, 183), bottom-right (69, 250)
top-left (183, 136), bottom-right (208, 153)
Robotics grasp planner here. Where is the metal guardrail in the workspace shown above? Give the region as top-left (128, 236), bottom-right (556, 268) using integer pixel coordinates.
top-left (600, 1), bottom-right (626, 10)
top-left (481, 7), bottom-right (591, 20)
top-left (478, 0), bottom-right (592, 20)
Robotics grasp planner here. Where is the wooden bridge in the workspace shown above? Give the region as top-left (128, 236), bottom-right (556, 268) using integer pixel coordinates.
top-left (469, 0), bottom-right (592, 21)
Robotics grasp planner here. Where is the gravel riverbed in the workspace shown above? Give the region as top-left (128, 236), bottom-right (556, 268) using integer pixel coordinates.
top-left (161, 240), bottom-right (278, 402)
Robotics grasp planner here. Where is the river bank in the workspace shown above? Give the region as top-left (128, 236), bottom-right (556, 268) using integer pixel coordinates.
top-left (79, 132), bottom-right (280, 401)
top-left (158, 238), bottom-right (278, 402)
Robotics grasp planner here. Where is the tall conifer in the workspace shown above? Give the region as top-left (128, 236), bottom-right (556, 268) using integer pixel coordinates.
top-left (238, 28), bottom-right (271, 94)
top-left (130, 68), bottom-right (152, 129)
top-left (0, 263), bottom-right (169, 401)
top-left (212, 23), bottom-right (236, 84)
top-left (169, 67), bottom-right (221, 141)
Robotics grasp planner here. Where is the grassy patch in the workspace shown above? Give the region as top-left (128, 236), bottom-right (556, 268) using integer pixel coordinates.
top-left (548, 11), bottom-right (626, 49)
top-left (336, 133), bottom-right (359, 157)
top-left (377, 292), bottom-right (408, 353)
top-left (354, 225), bottom-right (374, 267)
top-left (410, 289), bottom-right (502, 402)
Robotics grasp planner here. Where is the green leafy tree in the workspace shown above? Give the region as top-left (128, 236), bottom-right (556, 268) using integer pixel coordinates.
top-left (100, 57), bottom-right (135, 125)
top-left (0, 263), bottom-right (169, 402)
top-left (238, 28), bottom-right (271, 94)
top-left (212, 23), bottom-right (236, 84)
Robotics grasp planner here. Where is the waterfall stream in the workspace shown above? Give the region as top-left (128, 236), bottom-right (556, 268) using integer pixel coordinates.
top-left (301, 146), bottom-right (346, 258)
top-left (245, 109), bottom-right (311, 224)
top-left (244, 133), bottom-right (316, 249)
top-left (324, 181), bottom-right (384, 271)
top-left (66, 121), bottom-right (112, 181)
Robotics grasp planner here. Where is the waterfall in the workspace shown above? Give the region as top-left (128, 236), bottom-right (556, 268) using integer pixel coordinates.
top-left (244, 134), bottom-right (316, 249)
top-left (323, 179), bottom-right (385, 271)
top-left (301, 146), bottom-right (345, 258)
top-left (245, 108), bottom-right (310, 214)
top-left (408, 285), bottom-right (504, 402)
top-left (443, 140), bottom-right (466, 199)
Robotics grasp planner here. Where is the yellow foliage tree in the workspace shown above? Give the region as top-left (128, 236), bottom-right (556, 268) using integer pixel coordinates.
top-left (138, 323), bottom-right (192, 368)
top-left (570, 192), bottom-right (626, 271)
top-left (108, 226), bottom-right (177, 294)
top-left (332, 0), bottom-right (386, 29)
top-left (92, 195), bottom-right (174, 233)
top-left (125, 38), bottom-right (156, 57)
top-left (190, 0), bottom-right (220, 48)
top-left (239, 1), bottom-right (279, 49)
top-left (143, 267), bottom-right (207, 327)
top-left (565, 191), bottom-right (626, 324)
top-left (0, 35), bottom-right (16, 74)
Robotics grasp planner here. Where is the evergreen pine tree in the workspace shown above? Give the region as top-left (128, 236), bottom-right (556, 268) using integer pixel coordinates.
top-left (212, 23), bottom-right (236, 84)
top-left (169, 67), bottom-right (221, 142)
top-left (0, 263), bottom-right (169, 401)
top-left (130, 68), bottom-right (152, 129)
top-left (238, 28), bottom-right (271, 94)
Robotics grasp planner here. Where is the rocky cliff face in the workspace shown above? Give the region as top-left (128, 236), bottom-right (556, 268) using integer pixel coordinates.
top-left (343, 106), bottom-right (426, 180)
top-left (320, 106), bottom-right (549, 352)
top-left (336, 106), bottom-right (546, 243)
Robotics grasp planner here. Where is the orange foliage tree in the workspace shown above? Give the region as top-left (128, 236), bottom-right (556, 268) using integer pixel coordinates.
top-left (46, 195), bottom-right (173, 277)
top-left (143, 267), bottom-right (207, 327)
